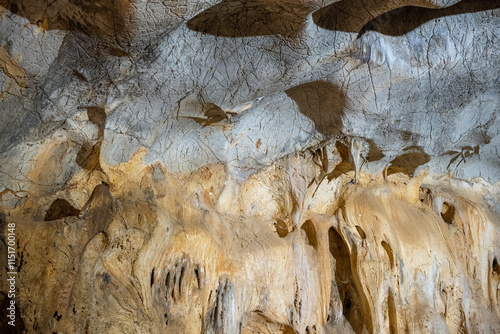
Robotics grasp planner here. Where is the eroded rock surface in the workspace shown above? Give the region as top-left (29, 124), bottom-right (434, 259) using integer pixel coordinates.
top-left (0, 0), bottom-right (499, 333)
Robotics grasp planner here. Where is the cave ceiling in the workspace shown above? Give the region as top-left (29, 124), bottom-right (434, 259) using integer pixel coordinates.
top-left (0, 0), bottom-right (499, 333)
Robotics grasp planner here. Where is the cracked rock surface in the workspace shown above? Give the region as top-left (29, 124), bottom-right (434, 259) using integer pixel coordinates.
top-left (0, 0), bottom-right (499, 333)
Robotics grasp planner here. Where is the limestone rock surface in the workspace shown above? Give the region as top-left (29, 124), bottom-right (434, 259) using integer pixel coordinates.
top-left (0, 0), bottom-right (499, 333)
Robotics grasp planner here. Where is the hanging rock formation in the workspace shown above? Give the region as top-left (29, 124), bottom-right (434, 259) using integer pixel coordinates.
top-left (0, 0), bottom-right (499, 333)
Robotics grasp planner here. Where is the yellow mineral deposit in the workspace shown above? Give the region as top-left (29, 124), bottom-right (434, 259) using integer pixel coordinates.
top-left (0, 0), bottom-right (499, 333)
top-left (2, 139), bottom-right (499, 333)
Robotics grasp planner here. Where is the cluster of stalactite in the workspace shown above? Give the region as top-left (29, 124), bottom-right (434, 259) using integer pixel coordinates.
top-left (1, 142), bottom-right (498, 333)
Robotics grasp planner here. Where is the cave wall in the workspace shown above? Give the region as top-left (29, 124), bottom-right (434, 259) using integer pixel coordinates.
top-left (0, 0), bottom-right (499, 333)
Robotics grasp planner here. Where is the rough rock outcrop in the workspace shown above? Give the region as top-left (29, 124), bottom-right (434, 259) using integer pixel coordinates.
top-left (0, 0), bottom-right (499, 333)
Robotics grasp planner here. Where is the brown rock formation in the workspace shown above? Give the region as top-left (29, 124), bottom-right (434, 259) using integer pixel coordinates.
top-left (0, 0), bottom-right (499, 333)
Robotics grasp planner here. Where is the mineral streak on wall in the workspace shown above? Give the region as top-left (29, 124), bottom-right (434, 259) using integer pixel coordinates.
top-left (0, 0), bottom-right (499, 333)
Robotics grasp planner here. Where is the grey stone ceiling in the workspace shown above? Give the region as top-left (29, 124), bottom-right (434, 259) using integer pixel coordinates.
top-left (0, 0), bottom-right (499, 191)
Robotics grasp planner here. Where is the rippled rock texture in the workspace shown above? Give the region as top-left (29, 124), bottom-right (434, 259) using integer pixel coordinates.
top-left (0, 0), bottom-right (499, 333)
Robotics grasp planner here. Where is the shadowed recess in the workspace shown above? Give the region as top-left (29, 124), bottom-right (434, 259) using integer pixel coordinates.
top-left (493, 258), bottom-right (500, 276)
top-left (76, 107), bottom-right (106, 171)
top-left (286, 81), bottom-right (347, 136)
top-left (327, 141), bottom-right (355, 181)
top-left (182, 103), bottom-right (233, 127)
top-left (365, 139), bottom-right (385, 162)
top-left (313, 0), bottom-right (500, 37)
top-left (329, 226), bottom-right (371, 334)
top-left (441, 202), bottom-right (455, 224)
top-left (44, 198), bottom-right (80, 221)
top-left (388, 288), bottom-right (398, 334)
top-left (381, 240), bottom-right (394, 268)
top-left (355, 225), bottom-right (366, 239)
top-left (0, 0), bottom-right (132, 42)
top-left (186, 0), bottom-right (313, 37)
top-left (312, 0), bottom-right (378, 35)
top-left (76, 141), bottom-right (102, 171)
top-left (387, 151), bottom-right (430, 177)
top-left (275, 218), bottom-right (289, 237)
top-left (87, 107), bottom-right (106, 138)
top-left (301, 219), bottom-right (318, 249)
top-left (359, 0), bottom-right (500, 37)
top-left (283, 325), bottom-right (298, 334)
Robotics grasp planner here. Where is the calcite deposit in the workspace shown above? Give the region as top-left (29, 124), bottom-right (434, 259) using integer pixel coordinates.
top-left (0, 0), bottom-right (499, 333)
